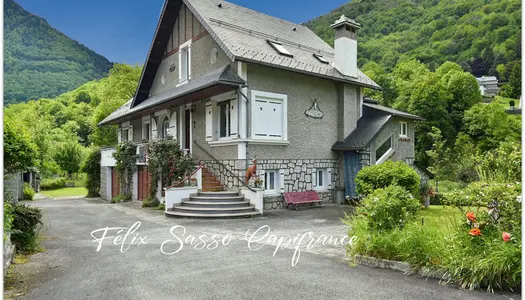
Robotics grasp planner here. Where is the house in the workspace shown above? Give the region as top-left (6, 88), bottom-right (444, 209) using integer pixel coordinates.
top-left (476, 76), bottom-right (499, 97)
top-left (98, 0), bottom-right (423, 216)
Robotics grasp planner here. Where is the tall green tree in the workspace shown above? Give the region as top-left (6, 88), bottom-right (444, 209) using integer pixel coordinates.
top-left (4, 118), bottom-right (37, 174)
top-left (54, 142), bottom-right (85, 178)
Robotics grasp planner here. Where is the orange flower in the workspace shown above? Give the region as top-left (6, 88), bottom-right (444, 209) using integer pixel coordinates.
top-left (469, 228), bottom-right (482, 236)
top-left (466, 212), bottom-right (476, 222)
top-left (502, 232), bottom-right (511, 242)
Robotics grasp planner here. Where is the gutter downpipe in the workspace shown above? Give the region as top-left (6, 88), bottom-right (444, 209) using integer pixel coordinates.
top-left (238, 85), bottom-right (250, 169)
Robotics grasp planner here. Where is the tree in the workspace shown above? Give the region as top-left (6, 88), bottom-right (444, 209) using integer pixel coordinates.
top-left (4, 118), bottom-right (37, 174)
top-left (54, 142), bottom-right (84, 178)
top-left (82, 147), bottom-right (101, 197)
top-left (506, 61), bottom-right (521, 99)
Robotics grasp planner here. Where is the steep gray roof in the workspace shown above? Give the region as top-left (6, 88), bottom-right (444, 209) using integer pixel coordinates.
top-left (99, 65), bottom-right (244, 126)
top-left (363, 103), bottom-right (425, 121)
top-left (332, 115), bottom-right (391, 151)
top-left (186, 0), bottom-right (379, 89)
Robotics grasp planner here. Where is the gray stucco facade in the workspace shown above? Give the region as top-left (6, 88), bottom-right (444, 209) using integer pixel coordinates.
top-left (103, 0), bottom-right (422, 209)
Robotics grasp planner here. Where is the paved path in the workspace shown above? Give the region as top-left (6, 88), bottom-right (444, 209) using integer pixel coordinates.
top-left (14, 198), bottom-right (520, 300)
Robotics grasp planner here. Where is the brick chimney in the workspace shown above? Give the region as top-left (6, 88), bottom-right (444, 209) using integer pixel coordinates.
top-left (330, 15), bottom-right (361, 78)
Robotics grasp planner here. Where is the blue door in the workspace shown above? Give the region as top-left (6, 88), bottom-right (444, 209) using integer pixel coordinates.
top-left (344, 151), bottom-right (361, 198)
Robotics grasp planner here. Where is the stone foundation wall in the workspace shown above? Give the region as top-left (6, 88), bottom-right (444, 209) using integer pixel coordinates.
top-left (100, 167), bottom-right (108, 201)
top-left (4, 173), bottom-right (22, 203)
top-left (203, 159), bottom-right (339, 209)
top-left (3, 234), bottom-right (15, 277)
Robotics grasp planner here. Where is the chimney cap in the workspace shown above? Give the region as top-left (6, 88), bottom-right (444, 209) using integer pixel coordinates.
top-left (330, 15), bottom-right (361, 30)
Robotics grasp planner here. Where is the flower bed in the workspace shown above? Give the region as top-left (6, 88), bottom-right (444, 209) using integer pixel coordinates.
top-left (345, 181), bottom-right (521, 292)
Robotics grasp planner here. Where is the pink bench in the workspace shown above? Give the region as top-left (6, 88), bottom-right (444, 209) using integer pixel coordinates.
top-left (283, 191), bottom-right (323, 210)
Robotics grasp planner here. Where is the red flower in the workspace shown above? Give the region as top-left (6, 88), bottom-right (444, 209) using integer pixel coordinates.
top-left (502, 232), bottom-right (511, 242)
top-left (469, 228), bottom-right (482, 236)
top-left (466, 212), bottom-right (476, 222)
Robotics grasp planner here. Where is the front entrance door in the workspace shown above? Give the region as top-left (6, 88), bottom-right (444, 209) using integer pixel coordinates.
top-left (111, 167), bottom-right (120, 198)
top-left (137, 166), bottom-right (150, 201)
top-left (344, 151), bottom-right (361, 198)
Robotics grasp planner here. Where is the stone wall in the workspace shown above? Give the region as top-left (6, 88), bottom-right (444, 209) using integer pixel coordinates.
top-left (203, 159), bottom-right (339, 209)
top-left (3, 234), bottom-right (15, 277)
top-left (100, 167), bottom-right (108, 201)
top-left (4, 172), bottom-right (22, 203)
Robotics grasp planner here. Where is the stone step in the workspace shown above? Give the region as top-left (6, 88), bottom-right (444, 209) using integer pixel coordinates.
top-left (189, 195), bottom-right (244, 201)
top-left (197, 191), bottom-right (239, 197)
top-left (173, 205), bottom-right (255, 213)
top-left (182, 200), bottom-right (250, 207)
top-left (165, 210), bottom-right (259, 218)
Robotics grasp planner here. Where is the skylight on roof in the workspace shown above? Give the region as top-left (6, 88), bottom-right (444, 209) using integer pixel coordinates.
top-left (313, 53), bottom-right (329, 64)
top-left (267, 40), bottom-right (293, 58)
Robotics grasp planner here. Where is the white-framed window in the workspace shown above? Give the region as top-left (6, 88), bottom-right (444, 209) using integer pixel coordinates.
top-left (313, 168), bottom-right (331, 191)
top-left (376, 135), bottom-right (394, 165)
top-left (218, 101), bottom-right (231, 139)
top-left (400, 121), bottom-right (408, 137)
top-left (264, 170), bottom-right (279, 194)
top-left (205, 91), bottom-right (238, 142)
top-left (161, 117), bottom-right (170, 139)
top-left (178, 40), bottom-right (192, 84)
top-left (121, 128), bottom-right (129, 142)
top-left (251, 90), bottom-right (287, 141)
top-left (142, 119), bottom-right (150, 141)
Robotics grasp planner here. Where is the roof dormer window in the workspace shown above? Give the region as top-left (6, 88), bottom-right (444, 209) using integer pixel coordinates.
top-left (267, 40), bottom-right (293, 58)
top-left (313, 53), bottom-right (329, 64)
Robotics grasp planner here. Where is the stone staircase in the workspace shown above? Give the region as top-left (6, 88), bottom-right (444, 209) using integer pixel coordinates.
top-left (165, 167), bottom-right (259, 218)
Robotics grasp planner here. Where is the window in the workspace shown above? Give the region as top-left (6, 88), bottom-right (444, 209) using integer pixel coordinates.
top-left (264, 170), bottom-right (278, 193)
top-left (376, 135), bottom-right (394, 165)
top-left (317, 169), bottom-right (325, 188)
top-left (178, 40), bottom-right (191, 83)
top-left (142, 121), bottom-right (150, 141)
top-left (219, 102), bottom-right (231, 138)
top-left (400, 122), bottom-right (408, 137)
top-left (251, 90), bottom-right (288, 141)
top-left (121, 129), bottom-right (129, 142)
top-left (267, 40), bottom-right (293, 57)
top-left (162, 117), bottom-right (170, 138)
top-left (314, 169), bottom-right (330, 190)
top-left (313, 53), bottom-right (329, 64)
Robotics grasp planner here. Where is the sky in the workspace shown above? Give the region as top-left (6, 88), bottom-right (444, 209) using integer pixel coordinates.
top-left (16, 0), bottom-right (349, 64)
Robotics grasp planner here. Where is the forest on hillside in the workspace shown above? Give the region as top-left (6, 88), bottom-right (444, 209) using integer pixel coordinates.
top-left (4, 0), bottom-right (114, 104)
top-left (305, 0), bottom-right (521, 80)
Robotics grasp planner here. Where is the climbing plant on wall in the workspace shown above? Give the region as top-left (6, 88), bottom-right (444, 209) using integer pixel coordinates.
top-left (147, 138), bottom-right (195, 200)
top-left (113, 141), bottom-right (137, 199)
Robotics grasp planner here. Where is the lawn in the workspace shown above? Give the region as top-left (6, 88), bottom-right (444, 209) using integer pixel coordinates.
top-left (416, 205), bottom-right (463, 232)
top-left (40, 187), bottom-right (87, 197)
top-left (494, 95), bottom-right (520, 109)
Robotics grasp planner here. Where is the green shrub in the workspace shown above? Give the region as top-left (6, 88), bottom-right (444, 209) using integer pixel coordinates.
top-left (11, 204), bottom-right (43, 252)
top-left (142, 197), bottom-right (160, 208)
top-left (110, 194), bottom-right (131, 203)
top-left (356, 185), bottom-right (420, 231)
top-left (23, 183), bottom-right (35, 200)
top-left (82, 147), bottom-right (101, 197)
top-left (4, 202), bottom-right (14, 241)
top-left (355, 160), bottom-right (421, 196)
top-left (345, 216), bottom-right (447, 268)
top-left (157, 202), bottom-right (165, 210)
top-left (40, 177), bottom-right (66, 190)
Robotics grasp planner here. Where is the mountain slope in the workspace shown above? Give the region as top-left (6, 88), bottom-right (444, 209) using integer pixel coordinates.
top-left (305, 0), bottom-right (520, 77)
top-left (4, 0), bottom-right (114, 105)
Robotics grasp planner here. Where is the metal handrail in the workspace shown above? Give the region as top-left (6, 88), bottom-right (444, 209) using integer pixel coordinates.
top-left (193, 141), bottom-right (256, 192)
top-left (164, 164), bottom-right (204, 189)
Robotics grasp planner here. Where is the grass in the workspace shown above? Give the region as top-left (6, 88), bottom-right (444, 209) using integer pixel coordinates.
top-left (494, 95), bottom-right (520, 109)
top-left (417, 205), bottom-right (462, 232)
top-left (39, 187), bottom-right (87, 197)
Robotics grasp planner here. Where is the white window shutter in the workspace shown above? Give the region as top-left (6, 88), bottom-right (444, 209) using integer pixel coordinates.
top-left (151, 118), bottom-right (158, 140)
top-left (229, 99), bottom-right (238, 138)
top-left (312, 168), bottom-right (317, 188)
top-left (327, 169), bottom-right (332, 189)
top-left (169, 111), bottom-right (177, 139)
top-left (205, 103), bottom-right (213, 141)
top-left (117, 128), bottom-right (122, 143)
top-left (280, 170), bottom-right (284, 193)
top-left (128, 125), bottom-right (133, 142)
